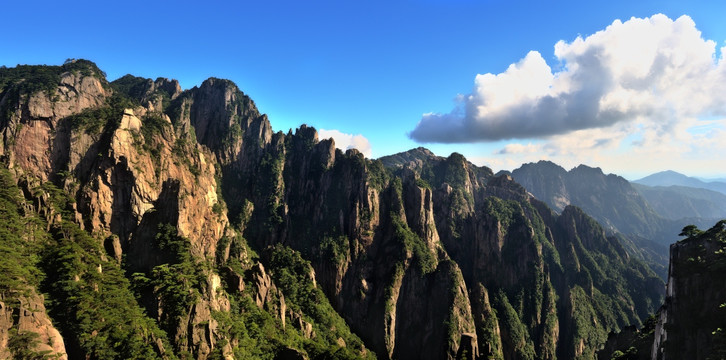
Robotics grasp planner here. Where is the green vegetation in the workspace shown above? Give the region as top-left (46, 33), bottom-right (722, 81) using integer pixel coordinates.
top-left (391, 216), bottom-right (436, 274)
top-left (483, 197), bottom-right (520, 235)
top-left (110, 74), bottom-right (151, 101)
top-left (0, 168), bottom-right (165, 359)
top-left (441, 153), bottom-right (470, 187)
top-left (211, 244), bottom-right (374, 359)
top-left (68, 93), bottom-right (135, 134)
top-left (366, 159), bottom-right (390, 191)
top-left (415, 177), bottom-right (431, 189)
top-left (0, 167), bottom-right (172, 359)
top-left (603, 316), bottom-right (657, 360)
top-left (0, 168), bottom-right (45, 301)
top-left (474, 285), bottom-right (504, 360)
top-left (43, 221), bottom-right (173, 359)
top-left (136, 112), bottom-right (169, 176)
top-left (320, 235), bottom-right (350, 266)
top-left (679, 224), bottom-right (704, 238)
top-left (140, 112), bottom-right (169, 143)
top-left (7, 328), bottom-right (54, 360)
top-left (147, 224), bottom-right (206, 337)
top-left (384, 262), bottom-right (405, 313)
top-left (267, 245), bottom-right (372, 358)
top-left (0, 59), bottom-right (105, 97)
top-left (494, 290), bottom-right (535, 360)
top-left (172, 133), bottom-right (201, 178)
top-left (210, 293), bottom-right (292, 360)
top-left (388, 177), bottom-right (437, 274)
top-left (212, 251), bottom-right (375, 359)
top-left (569, 285), bottom-right (607, 359)
top-left (16, 172), bottom-right (174, 359)
top-left (257, 147), bottom-right (286, 233)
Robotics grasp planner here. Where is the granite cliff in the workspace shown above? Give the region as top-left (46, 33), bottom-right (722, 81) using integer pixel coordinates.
top-left (598, 220), bottom-right (726, 360)
top-left (0, 60), bottom-right (665, 359)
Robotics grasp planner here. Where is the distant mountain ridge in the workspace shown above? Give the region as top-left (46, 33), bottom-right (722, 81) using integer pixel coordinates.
top-left (634, 170), bottom-right (726, 195)
top-left (509, 161), bottom-right (675, 278)
top-left (632, 184), bottom-right (726, 221)
top-left (511, 161), bottom-right (663, 239)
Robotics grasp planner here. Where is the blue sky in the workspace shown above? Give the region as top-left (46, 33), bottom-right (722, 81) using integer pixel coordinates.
top-left (2, 0), bottom-right (726, 178)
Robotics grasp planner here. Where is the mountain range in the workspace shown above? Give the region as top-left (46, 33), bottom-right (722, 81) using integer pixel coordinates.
top-left (633, 170), bottom-right (726, 195)
top-left (0, 60), bottom-right (721, 360)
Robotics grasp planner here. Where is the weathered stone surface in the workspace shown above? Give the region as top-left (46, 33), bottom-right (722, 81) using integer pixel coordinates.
top-left (0, 293), bottom-right (68, 360)
top-left (248, 263), bottom-right (287, 327)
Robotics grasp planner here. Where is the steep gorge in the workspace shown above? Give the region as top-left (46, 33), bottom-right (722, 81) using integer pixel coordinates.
top-left (0, 61), bottom-right (664, 359)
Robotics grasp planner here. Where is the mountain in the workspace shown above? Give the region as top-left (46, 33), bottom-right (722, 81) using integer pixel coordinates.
top-left (0, 60), bottom-right (663, 359)
top-left (632, 183), bottom-right (726, 221)
top-left (509, 161), bottom-right (673, 277)
top-left (511, 161), bottom-right (663, 238)
top-left (598, 220), bottom-right (726, 360)
top-left (634, 170), bottom-right (726, 195)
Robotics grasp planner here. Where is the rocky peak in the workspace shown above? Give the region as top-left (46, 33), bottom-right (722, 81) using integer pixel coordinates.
top-left (0, 62), bottom-right (110, 181)
top-left (153, 78), bottom-right (182, 100)
top-left (185, 77), bottom-right (268, 162)
top-left (379, 146), bottom-right (440, 169)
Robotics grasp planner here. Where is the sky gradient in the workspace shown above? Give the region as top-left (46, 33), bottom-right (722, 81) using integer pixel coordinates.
top-left (2, 0), bottom-right (725, 179)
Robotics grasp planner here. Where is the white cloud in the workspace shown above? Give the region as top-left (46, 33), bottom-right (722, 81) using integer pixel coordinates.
top-left (496, 142), bottom-right (542, 155)
top-left (409, 14), bottom-right (726, 143)
top-left (483, 117), bottom-right (726, 178)
top-left (318, 129), bottom-right (372, 157)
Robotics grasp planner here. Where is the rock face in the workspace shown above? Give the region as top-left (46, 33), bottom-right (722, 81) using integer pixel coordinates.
top-left (0, 60), bottom-right (666, 359)
top-left (598, 220), bottom-right (726, 360)
top-left (651, 221), bottom-right (726, 360)
top-left (0, 292), bottom-right (67, 360)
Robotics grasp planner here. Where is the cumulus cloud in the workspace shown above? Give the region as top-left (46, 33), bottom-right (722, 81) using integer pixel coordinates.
top-left (409, 14), bottom-right (726, 143)
top-left (318, 129), bottom-right (372, 157)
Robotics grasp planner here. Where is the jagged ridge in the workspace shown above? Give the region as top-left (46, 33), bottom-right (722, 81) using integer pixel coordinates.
top-left (0, 60), bottom-right (665, 360)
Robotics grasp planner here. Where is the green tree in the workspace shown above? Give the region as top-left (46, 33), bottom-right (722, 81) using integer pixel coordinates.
top-left (679, 224), bottom-right (703, 238)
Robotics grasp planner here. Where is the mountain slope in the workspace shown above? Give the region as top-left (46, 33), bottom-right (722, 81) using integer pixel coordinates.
top-left (381, 150), bottom-right (664, 359)
top-left (511, 161), bottom-right (662, 238)
top-left (0, 61), bottom-right (664, 360)
top-left (632, 183), bottom-right (726, 220)
top-left (509, 161), bottom-right (673, 278)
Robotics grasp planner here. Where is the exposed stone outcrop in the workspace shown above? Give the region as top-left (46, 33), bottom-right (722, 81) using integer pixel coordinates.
top-left (249, 263), bottom-right (287, 327)
top-left (471, 284), bottom-right (503, 360)
top-left (1, 67), bottom-right (109, 182)
top-left (0, 292), bottom-right (67, 360)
